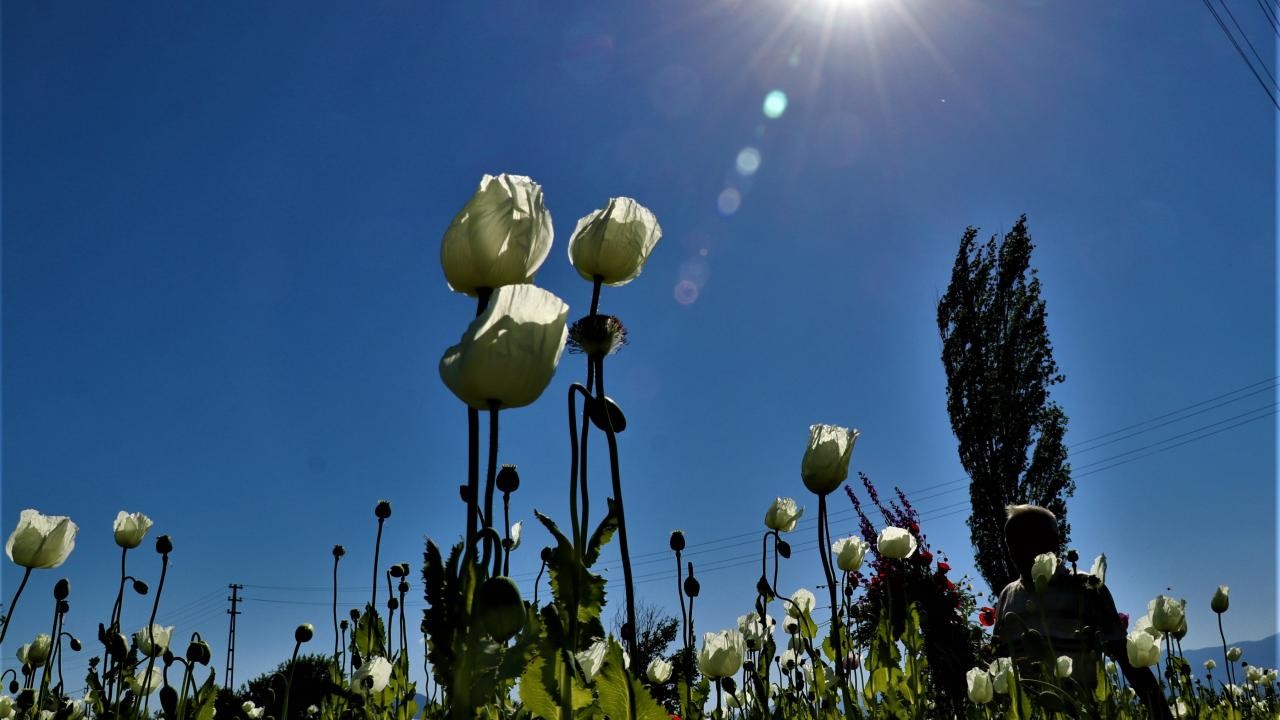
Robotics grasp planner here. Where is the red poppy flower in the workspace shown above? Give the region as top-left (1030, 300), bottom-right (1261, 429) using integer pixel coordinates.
top-left (978, 606), bottom-right (997, 627)
top-left (919, 549), bottom-right (934, 565)
top-left (937, 561), bottom-right (951, 574)
top-left (1118, 612), bottom-right (1130, 630)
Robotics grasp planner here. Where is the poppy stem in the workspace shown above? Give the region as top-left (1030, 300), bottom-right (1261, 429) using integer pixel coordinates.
top-left (140, 549), bottom-right (169, 716)
top-left (0, 567), bottom-right (32, 647)
top-left (482, 400), bottom-right (500, 576)
top-left (596, 356), bottom-right (636, 663)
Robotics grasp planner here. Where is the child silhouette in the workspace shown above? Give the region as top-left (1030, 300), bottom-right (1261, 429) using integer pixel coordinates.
top-left (992, 505), bottom-right (1172, 720)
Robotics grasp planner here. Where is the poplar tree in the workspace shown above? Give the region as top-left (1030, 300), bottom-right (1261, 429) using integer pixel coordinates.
top-left (936, 215), bottom-right (1074, 594)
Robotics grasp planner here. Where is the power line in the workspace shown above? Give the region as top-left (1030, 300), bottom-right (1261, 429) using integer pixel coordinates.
top-left (1070, 378), bottom-right (1276, 452)
top-left (1199, 0), bottom-right (1280, 108)
top-left (238, 379), bottom-right (1276, 602)
top-left (1253, 0), bottom-right (1280, 37)
top-left (1217, 0), bottom-right (1278, 88)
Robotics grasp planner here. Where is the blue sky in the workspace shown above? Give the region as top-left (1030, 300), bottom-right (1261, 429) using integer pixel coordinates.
top-left (3, 0), bottom-right (1276, 691)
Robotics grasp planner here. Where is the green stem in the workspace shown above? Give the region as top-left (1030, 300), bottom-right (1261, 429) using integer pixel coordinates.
top-left (0, 567), bottom-right (32, 648)
top-left (141, 550), bottom-right (169, 715)
top-left (282, 641), bottom-right (301, 720)
top-left (484, 401), bottom-right (501, 577)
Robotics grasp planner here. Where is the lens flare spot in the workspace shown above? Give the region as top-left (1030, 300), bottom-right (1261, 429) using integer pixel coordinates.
top-left (674, 280), bottom-right (700, 305)
top-left (762, 90), bottom-right (788, 119)
top-left (716, 187), bottom-right (742, 216)
top-left (735, 147), bottom-right (762, 176)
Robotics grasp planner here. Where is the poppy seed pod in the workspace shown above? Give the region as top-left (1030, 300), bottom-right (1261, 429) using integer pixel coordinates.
top-left (669, 531), bottom-right (685, 553)
top-left (389, 565), bottom-right (404, 579)
top-left (540, 547), bottom-right (554, 564)
top-left (53, 579), bottom-right (70, 601)
top-left (374, 501), bottom-right (392, 520)
top-left (387, 598), bottom-right (399, 611)
top-left (295, 624), bottom-right (314, 644)
top-left (333, 545), bottom-right (345, 558)
top-left (397, 581), bottom-right (409, 595)
top-left (154, 535), bottom-right (173, 555)
top-left (496, 465), bottom-right (520, 494)
top-left (349, 609), bottom-right (361, 622)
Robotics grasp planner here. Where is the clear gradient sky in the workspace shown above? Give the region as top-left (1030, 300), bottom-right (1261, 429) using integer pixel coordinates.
top-left (3, 0), bottom-right (1276, 693)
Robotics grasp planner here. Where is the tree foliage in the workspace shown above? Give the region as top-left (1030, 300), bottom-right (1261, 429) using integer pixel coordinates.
top-left (936, 215), bottom-right (1074, 594)
top-left (612, 601), bottom-right (684, 712)
top-left (242, 653), bottom-right (342, 720)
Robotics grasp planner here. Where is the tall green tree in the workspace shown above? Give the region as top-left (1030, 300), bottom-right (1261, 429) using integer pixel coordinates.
top-left (936, 215), bottom-right (1074, 594)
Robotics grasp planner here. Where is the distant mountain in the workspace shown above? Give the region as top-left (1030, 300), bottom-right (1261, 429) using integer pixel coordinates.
top-left (1180, 633), bottom-right (1278, 683)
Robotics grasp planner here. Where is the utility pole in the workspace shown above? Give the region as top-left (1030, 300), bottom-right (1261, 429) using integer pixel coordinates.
top-left (225, 584), bottom-right (243, 689)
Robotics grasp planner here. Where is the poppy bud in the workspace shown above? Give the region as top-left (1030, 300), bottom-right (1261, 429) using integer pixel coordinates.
top-left (53, 579), bottom-right (70, 601)
top-left (387, 598), bottom-right (399, 611)
top-left (374, 500), bottom-right (392, 519)
top-left (683, 573), bottom-right (700, 599)
top-left (133, 580), bottom-right (149, 595)
top-left (187, 640), bottom-right (211, 666)
top-left (776, 541), bottom-right (791, 559)
top-left (475, 577), bottom-right (525, 642)
top-left (1211, 586), bottom-right (1230, 614)
top-left (69, 636), bottom-right (82, 652)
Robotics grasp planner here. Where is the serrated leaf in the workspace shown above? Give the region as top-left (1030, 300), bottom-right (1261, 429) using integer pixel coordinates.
top-left (354, 604), bottom-right (387, 658)
top-left (584, 499), bottom-right (619, 568)
top-left (595, 642), bottom-right (669, 720)
top-left (536, 511), bottom-right (608, 631)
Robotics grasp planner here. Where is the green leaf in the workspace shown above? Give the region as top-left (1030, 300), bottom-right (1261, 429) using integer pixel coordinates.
top-left (594, 642), bottom-right (669, 720)
top-left (536, 511), bottom-right (608, 630)
top-left (519, 652), bottom-right (592, 720)
top-left (584, 499), bottom-right (619, 568)
top-left (353, 603), bottom-right (387, 658)
top-left (422, 540), bottom-right (464, 684)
